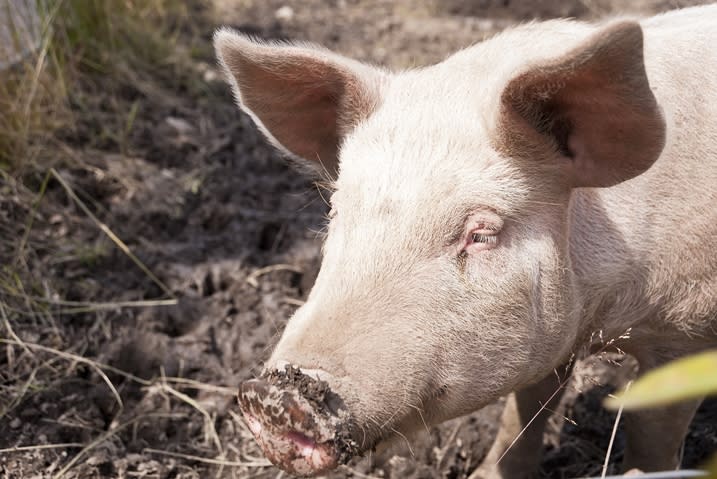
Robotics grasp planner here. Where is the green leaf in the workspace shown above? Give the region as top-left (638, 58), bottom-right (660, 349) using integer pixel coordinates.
top-left (704, 452), bottom-right (717, 479)
top-left (605, 350), bottom-right (717, 411)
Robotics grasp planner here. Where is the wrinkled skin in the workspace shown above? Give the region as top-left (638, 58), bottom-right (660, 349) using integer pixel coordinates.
top-left (214, 5), bottom-right (717, 478)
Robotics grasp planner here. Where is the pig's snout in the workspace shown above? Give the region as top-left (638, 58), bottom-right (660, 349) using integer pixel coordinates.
top-left (237, 366), bottom-right (358, 476)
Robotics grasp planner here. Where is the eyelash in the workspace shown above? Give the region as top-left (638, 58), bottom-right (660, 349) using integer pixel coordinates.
top-left (471, 233), bottom-right (498, 245)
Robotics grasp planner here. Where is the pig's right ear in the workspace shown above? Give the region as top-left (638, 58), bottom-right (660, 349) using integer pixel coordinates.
top-left (497, 21), bottom-right (665, 188)
top-left (214, 29), bottom-right (385, 178)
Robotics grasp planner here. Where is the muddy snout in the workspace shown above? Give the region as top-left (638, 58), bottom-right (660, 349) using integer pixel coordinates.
top-left (237, 366), bottom-right (359, 476)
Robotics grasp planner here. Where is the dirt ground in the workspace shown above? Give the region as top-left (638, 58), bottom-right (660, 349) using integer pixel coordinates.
top-left (1, 0), bottom-right (716, 478)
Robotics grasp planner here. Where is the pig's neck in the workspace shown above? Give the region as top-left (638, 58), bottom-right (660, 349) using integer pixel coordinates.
top-left (568, 186), bottom-right (679, 352)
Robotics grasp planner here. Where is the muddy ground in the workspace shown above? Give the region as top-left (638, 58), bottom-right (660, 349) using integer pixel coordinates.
top-left (1, 0), bottom-right (716, 478)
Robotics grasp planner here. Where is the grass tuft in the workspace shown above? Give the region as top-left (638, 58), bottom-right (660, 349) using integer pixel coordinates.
top-left (0, 0), bottom-right (198, 173)
top-left (0, 1), bottom-right (240, 476)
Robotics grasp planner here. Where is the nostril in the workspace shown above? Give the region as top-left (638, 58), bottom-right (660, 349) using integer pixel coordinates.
top-left (323, 390), bottom-right (344, 415)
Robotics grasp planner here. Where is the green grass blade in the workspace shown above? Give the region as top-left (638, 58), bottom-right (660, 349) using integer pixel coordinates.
top-left (699, 453), bottom-right (717, 479)
top-left (605, 350), bottom-right (717, 411)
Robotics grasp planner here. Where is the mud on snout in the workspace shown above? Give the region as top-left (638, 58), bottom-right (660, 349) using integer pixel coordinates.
top-left (238, 366), bottom-right (360, 476)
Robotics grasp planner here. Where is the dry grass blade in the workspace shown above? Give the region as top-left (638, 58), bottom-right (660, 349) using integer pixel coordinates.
top-left (143, 447), bottom-right (272, 467)
top-left (493, 331), bottom-right (634, 472)
top-left (0, 338), bottom-right (237, 393)
top-left (281, 297), bottom-right (305, 307)
top-left (161, 376), bottom-right (236, 396)
top-left (496, 376), bottom-right (571, 466)
top-left (20, 3), bottom-right (52, 135)
top-left (0, 337), bottom-right (124, 413)
top-left (1, 298), bottom-right (178, 316)
top-left (437, 421), bottom-right (463, 469)
top-left (14, 169), bottom-right (51, 266)
top-left (52, 413), bottom-right (181, 479)
top-left (0, 337), bottom-right (238, 421)
top-left (0, 366), bottom-right (38, 421)
top-left (0, 338), bottom-right (151, 386)
top-left (49, 167), bottom-right (176, 300)
top-left (0, 301), bottom-right (33, 358)
top-left (0, 442), bottom-right (83, 453)
top-left (600, 381), bottom-right (631, 478)
top-left (157, 382), bottom-right (225, 458)
top-left (156, 378), bottom-right (229, 479)
top-left (246, 264), bottom-right (303, 288)
top-left (0, 288), bottom-right (178, 311)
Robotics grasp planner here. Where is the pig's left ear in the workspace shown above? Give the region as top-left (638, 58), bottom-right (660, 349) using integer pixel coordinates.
top-left (499, 21), bottom-right (665, 188)
top-left (214, 29), bottom-right (385, 178)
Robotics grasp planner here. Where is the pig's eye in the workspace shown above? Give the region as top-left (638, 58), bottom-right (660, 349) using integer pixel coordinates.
top-left (471, 233), bottom-right (497, 245)
top-left (456, 211), bottom-right (502, 254)
top-left (463, 226), bottom-right (499, 253)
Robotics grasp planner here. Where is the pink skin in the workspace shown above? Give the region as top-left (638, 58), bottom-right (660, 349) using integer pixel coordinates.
top-left (242, 411), bottom-right (337, 475)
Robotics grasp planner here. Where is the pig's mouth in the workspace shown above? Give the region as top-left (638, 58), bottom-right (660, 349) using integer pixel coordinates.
top-left (237, 366), bottom-right (360, 476)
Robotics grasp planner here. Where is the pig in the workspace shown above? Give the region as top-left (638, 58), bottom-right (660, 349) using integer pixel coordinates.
top-left (214, 4), bottom-right (717, 478)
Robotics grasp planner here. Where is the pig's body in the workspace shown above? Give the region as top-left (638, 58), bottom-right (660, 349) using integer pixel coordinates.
top-left (573, 10), bottom-right (717, 346)
top-left (216, 5), bottom-right (717, 478)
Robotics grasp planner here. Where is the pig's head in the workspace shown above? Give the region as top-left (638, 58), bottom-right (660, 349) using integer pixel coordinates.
top-left (215, 21), bottom-right (664, 476)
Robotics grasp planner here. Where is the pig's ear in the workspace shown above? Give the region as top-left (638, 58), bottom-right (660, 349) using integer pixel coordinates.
top-left (214, 29), bottom-right (385, 177)
top-left (499, 21), bottom-right (665, 188)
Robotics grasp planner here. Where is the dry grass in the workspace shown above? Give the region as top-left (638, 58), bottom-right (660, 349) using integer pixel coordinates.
top-left (0, 1), bottom-right (262, 477)
top-left (0, 334), bottom-right (271, 477)
top-left (2, 0), bottom-right (214, 168)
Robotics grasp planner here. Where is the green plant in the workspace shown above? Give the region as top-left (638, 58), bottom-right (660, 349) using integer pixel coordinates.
top-left (606, 350), bottom-right (717, 477)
